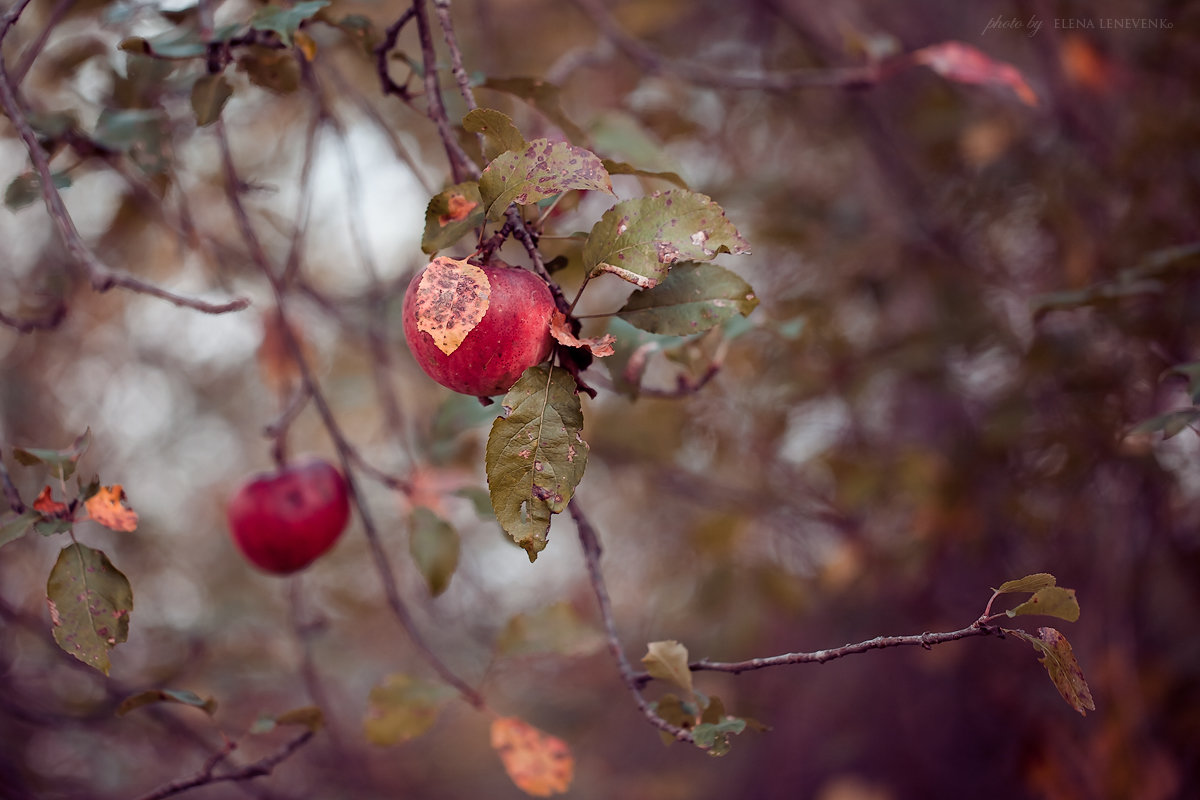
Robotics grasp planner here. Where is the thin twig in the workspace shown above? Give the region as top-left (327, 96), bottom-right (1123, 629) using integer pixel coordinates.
top-left (570, 499), bottom-right (696, 744)
top-left (410, 0), bottom-right (477, 181)
top-left (0, 456), bottom-right (27, 513)
top-left (10, 0), bottom-right (76, 86)
top-left (0, 302), bottom-right (67, 333)
top-left (214, 122), bottom-right (484, 710)
top-left (374, 7), bottom-right (416, 100)
top-left (433, 0), bottom-right (477, 113)
top-left (132, 730), bottom-right (315, 800)
top-left (567, 0), bottom-right (883, 92)
top-left (631, 625), bottom-right (997, 687)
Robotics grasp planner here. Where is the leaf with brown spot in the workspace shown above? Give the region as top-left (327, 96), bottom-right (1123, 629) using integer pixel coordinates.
top-left (583, 190), bottom-right (751, 289)
top-left (1006, 627), bottom-right (1095, 715)
top-left (1007, 586), bottom-right (1081, 622)
top-left (490, 717), bottom-right (574, 797)
top-left (422, 182), bottom-right (484, 253)
top-left (910, 41), bottom-right (1038, 106)
top-left (485, 366), bottom-right (588, 560)
top-left (85, 485), bottom-right (138, 532)
top-left (33, 486), bottom-right (68, 516)
top-left (617, 261), bottom-right (759, 335)
top-left (549, 310), bottom-right (616, 357)
top-left (412, 257), bottom-right (491, 356)
top-left (46, 543), bottom-right (133, 675)
top-left (478, 139), bottom-right (614, 221)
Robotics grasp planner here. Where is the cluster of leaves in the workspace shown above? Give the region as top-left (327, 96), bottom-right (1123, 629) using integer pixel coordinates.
top-left (0, 431), bottom-right (137, 675)
top-left (418, 107), bottom-right (755, 561)
top-left (3, 1), bottom-right (375, 209)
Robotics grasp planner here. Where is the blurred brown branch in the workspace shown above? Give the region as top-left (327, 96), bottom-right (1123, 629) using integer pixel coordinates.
top-left (133, 730), bottom-right (315, 800)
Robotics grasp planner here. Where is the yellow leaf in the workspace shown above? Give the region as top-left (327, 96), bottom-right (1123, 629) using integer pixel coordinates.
top-left (413, 257), bottom-right (491, 356)
top-left (85, 485), bottom-right (139, 532)
top-left (293, 30), bottom-right (318, 62)
top-left (490, 717), bottom-right (574, 797)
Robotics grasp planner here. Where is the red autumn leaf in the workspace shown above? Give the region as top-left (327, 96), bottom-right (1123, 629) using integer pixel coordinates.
top-left (911, 41), bottom-right (1038, 107)
top-left (490, 716), bottom-right (574, 797)
top-left (85, 485), bottom-right (139, 532)
top-left (550, 310), bottom-right (616, 357)
top-left (33, 486), bottom-right (68, 515)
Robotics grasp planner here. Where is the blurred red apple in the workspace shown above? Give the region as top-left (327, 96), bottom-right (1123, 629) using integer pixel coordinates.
top-left (227, 458), bottom-right (350, 574)
top-left (402, 258), bottom-right (555, 397)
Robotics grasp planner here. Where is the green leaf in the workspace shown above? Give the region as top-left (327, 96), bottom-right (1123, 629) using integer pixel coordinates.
top-left (273, 706), bottom-right (325, 732)
top-left (46, 543), bottom-right (133, 675)
top-left (617, 261), bottom-right (758, 335)
top-left (496, 602), bottom-right (605, 657)
top-left (1006, 627), bottom-right (1095, 716)
top-left (485, 366), bottom-right (589, 560)
top-left (93, 109), bottom-right (168, 175)
top-left (249, 0), bottom-right (330, 46)
top-left (190, 74), bottom-right (233, 127)
top-left (319, 12), bottom-right (379, 56)
top-left (13, 429), bottom-right (91, 480)
top-left (994, 573), bottom-right (1057, 595)
top-left (119, 23), bottom-right (234, 59)
top-left (642, 640), bottom-right (693, 696)
top-left (363, 674), bottom-right (456, 746)
top-left (421, 181), bottom-right (484, 254)
top-left (237, 47), bottom-right (301, 94)
top-left (0, 510), bottom-right (40, 548)
top-left (478, 139), bottom-right (613, 221)
top-left (480, 77), bottom-right (588, 144)
top-left (1007, 586), bottom-right (1080, 622)
top-left (651, 693), bottom-right (696, 746)
top-left (454, 486), bottom-right (495, 519)
top-left (35, 518), bottom-right (74, 536)
top-left (463, 108), bottom-right (526, 163)
top-left (409, 507), bottom-right (460, 597)
top-left (601, 159), bottom-right (688, 190)
top-left (1130, 408), bottom-right (1200, 439)
top-left (117, 689), bottom-right (217, 717)
top-left (692, 717), bottom-right (746, 756)
top-left (602, 317), bottom-right (672, 399)
top-left (583, 190), bottom-right (751, 289)
top-left (5, 171), bottom-right (72, 211)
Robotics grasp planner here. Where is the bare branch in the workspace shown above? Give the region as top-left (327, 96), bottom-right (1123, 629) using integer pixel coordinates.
top-left (214, 122), bottom-right (485, 711)
top-left (567, 0), bottom-right (882, 91)
top-left (0, 302), bottom-right (67, 333)
top-left (132, 730), bottom-right (315, 800)
top-left (433, 0), bottom-right (478, 112)
top-left (410, 0), bottom-right (477, 181)
top-left (570, 499), bottom-right (697, 745)
top-left (0, 17), bottom-right (250, 318)
top-left (632, 626), bottom-right (997, 687)
top-left (0, 455), bottom-right (27, 513)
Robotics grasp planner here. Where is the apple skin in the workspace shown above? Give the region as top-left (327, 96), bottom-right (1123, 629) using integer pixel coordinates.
top-left (402, 262), bottom-right (556, 397)
top-left (227, 459), bottom-right (351, 575)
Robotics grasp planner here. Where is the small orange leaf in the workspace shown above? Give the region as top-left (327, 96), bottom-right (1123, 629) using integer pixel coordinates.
top-left (413, 257), bottom-right (491, 356)
top-left (550, 310), bottom-right (616, 357)
top-left (490, 717), bottom-right (574, 797)
top-left (33, 486), bottom-right (69, 515)
top-left (85, 485), bottom-right (139, 532)
top-left (293, 30), bottom-right (318, 62)
top-left (256, 309), bottom-right (310, 396)
top-left (438, 192), bottom-right (479, 226)
top-left (911, 41), bottom-right (1038, 106)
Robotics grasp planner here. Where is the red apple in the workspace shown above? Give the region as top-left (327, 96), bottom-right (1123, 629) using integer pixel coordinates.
top-left (402, 258), bottom-right (555, 397)
top-left (227, 458), bottom-right (351, 574)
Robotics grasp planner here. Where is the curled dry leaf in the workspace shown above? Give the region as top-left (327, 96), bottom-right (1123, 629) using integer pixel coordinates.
top-left (257, 309), bottom-right (311, 396)
top-left (412, 257), bottom-right (491, 356)
top-left (85, 485), bottom-right (139, 532)
top-left (910, 41), bottom-right (1039, 106)
top-left (33, 486), bottom-right (69, 516)
top-left (549, 310), bottom-right (616, 357)
top-left (490, 717), bottom-right (574, 797)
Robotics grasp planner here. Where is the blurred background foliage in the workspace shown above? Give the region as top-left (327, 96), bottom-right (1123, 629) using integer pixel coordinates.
top-left (2, 0), bottom-right (1199, 797)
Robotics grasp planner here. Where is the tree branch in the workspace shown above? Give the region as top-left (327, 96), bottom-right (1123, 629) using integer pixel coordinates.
top-left (410, 0), bottom-right (476, 182)
top-left (567, 0), bottom-right (883, 91)
top-left (132, 730), bottom-right (315, 800)
top-left (0, 9), bottom-right (250, 319)
top-left (570, 499), bottom-right (697, 745)
top-left (0, 455), bottom-right (27, 513)
top-left (631, 625), bottom-right (998, 687)
top-left (214, 122), bottom-right (485, 711)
